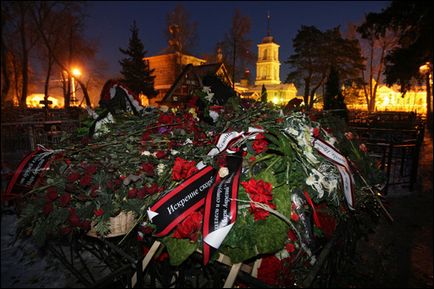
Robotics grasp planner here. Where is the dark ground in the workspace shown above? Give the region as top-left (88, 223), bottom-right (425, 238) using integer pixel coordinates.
top-left (338, 129), bottom-right (433, 288)
top-left (1, 130), bottom-right (433, 288)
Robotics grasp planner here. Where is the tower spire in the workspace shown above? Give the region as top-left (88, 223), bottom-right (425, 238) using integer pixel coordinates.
top-left (267, 11), bottom-right (271, 36)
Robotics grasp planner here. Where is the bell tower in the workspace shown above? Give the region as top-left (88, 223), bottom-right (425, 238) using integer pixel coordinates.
top-left (255, 12), bottom-right (281, 86)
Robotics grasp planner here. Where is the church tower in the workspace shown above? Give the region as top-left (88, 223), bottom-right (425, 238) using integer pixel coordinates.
top-left (255, 12), bottom-right (281, 86)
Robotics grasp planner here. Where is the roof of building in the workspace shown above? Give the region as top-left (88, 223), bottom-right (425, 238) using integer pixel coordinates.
top-left (160, 62), bottom-right (232, 104)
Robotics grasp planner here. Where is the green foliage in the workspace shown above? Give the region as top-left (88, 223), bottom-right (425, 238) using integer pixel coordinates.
top-left (163, 237), bottom-right (198, 266)
top-left (119, 21), bottom-right (157, 99)
top-left (323, 67), bottom-right (348, 121)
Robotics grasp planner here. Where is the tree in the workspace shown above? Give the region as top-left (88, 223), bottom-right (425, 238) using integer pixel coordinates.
top-left (286, 26), bottom-right (364, 110)
top-left (359, 1), bottom-right (433, 125)
top-left (261, 84), bottom-right (268, 102)
top-left (30, 1), bottom-right (96, 108)
top-left (220, 9), bottom-right (256, 84)
top-left (119, 21), bottom-right (157, 100)
top-left (356, 18), bottom-right (398, 112)
top-left (324, 67), bottom-right (348, 120)
top-left (165, 5), bottom-right (198, 54)
top-left (1, 2), bottom-right (40, 108)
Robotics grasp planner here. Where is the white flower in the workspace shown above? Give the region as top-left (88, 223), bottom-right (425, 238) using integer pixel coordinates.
top-left (183, 138), bottom-right (193, 145)
top-left (157, 163), bottom-right (166, 176)
top-left (328, 137), bottom-right (337, 146)
top-left (285, 127), bottom-right (299, 136)
top-left (202, 86), bottom-right (214, 102)
top-left (306, 174), bottom-right (316, 186)
top-left (202, 86), bottom-right (212, 94)
top-left (218, 167), bottom-right (229, 178)
top-left (209, 110), bottom-right (219, 122)
top-left (171, 149), bottom-right (179, 155)
top-left (141, 151), bottom-right (151, 156)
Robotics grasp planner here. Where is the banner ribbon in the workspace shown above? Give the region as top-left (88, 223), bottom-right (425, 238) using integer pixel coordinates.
top-left (4, 145), bottom-right (62, 201)
top-left (147, 166), bottom-right (216, 237)
top-left (312, 138), bottom-right (355, 210)
top-left (203, 150), bottom-right (243, 265)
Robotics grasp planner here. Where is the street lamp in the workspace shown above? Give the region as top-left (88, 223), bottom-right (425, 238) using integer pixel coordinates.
top-left (419, 62), bottom-right (432, 124)
top-left (70, 68), bottom-right (81, 107)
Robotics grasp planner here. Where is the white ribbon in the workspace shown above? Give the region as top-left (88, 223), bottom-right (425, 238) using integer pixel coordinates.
top-left (312, 138), bottom-right (355, 210)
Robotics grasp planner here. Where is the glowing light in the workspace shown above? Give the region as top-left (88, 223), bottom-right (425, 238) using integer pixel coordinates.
top-left (71, 68), bottom-right (81, 77)
top-left (26, 94), bottom-right (63, 108)
top-left (272, 96), bottom-right (279, 104)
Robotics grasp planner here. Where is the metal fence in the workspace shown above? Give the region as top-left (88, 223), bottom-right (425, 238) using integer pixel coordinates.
top-left (349, 125), bottom-right (425, 194)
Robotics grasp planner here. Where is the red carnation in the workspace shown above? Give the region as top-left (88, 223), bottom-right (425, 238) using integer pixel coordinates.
top-left (43, 202), bottom-right (53, 215)
top-left (46, 187), bottom-right (58, 201)
top-left (67, 171), bottom-right (81, 183)
top-left (252, 133), bottom-right (268, 154)
top-left (128, 188), bottom-right (138, 199)
top-left (136, 188), bottom-right (146, 199)
top-left (155, 151), bottom-right (166, 159)
top-left (69, 211), bottom-right (81, 227)
top-left (60, 226), bottom-right (72, 235)
top-left (173, 211), bottom-right (203, 241)
top-left (257, 255), bottom-right (282, 286)
top-left (85, 165), bottom-right (97, 175)
top-left (79, 174), bottom-right (92, 187)
top-left (80, 220), bottom-right (91, 231)
top-left (146, 183), bottom-right (159, 195)
top-left (172, 157), bottom-right (198, 181)
top-left (94, 208), bottom-right (104, 217)
top-left (59, 193), bottom-right (71, 207)
top-left (141, 163), bottom-right (155, 176)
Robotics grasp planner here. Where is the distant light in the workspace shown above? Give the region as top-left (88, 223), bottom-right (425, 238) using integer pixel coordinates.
top-left (272, 97), bottom-right (279, 104)
top-left (72, 68), bottom-right (81, 77)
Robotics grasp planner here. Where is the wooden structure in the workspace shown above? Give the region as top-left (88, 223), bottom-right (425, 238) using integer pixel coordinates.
top-left (159, 62), bottom-right (233, 107)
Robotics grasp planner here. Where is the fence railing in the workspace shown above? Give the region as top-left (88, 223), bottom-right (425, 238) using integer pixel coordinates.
top-left (349, 124), bottom-right (425, 193)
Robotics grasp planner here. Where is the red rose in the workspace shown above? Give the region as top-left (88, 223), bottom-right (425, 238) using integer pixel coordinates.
top-left (146, 183), bottom-right (159, 195)
top-left (67, 171), bottom-right (81, 183)
top-left (69, 212), bottom-right (81, 227)
top-left (94, 208), bottom-right (104, 217)
top-left (257, 255), bottom-right (281, 286)
top-left (43, 202), bottom-right (53, 215)
top-left (85, 165), bottom-right (97, 175)
top-left (60, 226), bottom-right (72, 235)
top-left (79, 174), bottom-right (92, 187)
top-left (136, 188), bottom-right (146, 199)
top-left (172, 157), bottom-right (198, 181)
top-left (91, 185), bottom-right (99, 198)
top-left (252, 134), bottom-right (268, 154)
top-left (173, 211), bottom-right (203, 241)
top-left (128, 188), bottom-right (137, 199)
top-left (59, 193), bottom-right (71, 207)
top-left (141, 163), bottom-right (155, 176)
top-left (290, 211), bottom-right (299, 222)
top-left (285, 243), bottom-right (295, 253)
top-left (158, 113), bottom-right (175, 125)
top-left (46, 187), bottom-right (58, 201)
top-left (313, 127), bottom-right (320, 138)
top-left (157, 252), bottom-right (169, 262)
top-left (155, 151), bottom-right (166, 159)
top-left (80, 220), bottom-right (91, 231)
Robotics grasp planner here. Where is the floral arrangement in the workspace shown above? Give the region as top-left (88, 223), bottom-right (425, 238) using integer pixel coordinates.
top-left (16, 83), bottom-right (386, 286)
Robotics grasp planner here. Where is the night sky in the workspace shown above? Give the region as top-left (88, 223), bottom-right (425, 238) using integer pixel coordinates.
top-left (83, 1), bottom-right (390, 79)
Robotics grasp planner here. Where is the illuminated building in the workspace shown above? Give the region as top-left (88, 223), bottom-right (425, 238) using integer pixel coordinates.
top-left (236, 14), bottom-right (299, 106)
